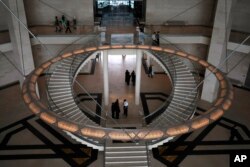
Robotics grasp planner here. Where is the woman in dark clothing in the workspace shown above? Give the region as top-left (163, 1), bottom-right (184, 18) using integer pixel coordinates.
top-left (125, 70), bottom-right (130, 85)
top-left (115, 99), bottom-right (120, 119)
top-left (131, 70), bottom-right (136, 86)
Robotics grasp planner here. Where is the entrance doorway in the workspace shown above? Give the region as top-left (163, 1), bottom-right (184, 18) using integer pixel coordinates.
top-left (94, 0), bottom-right (146, 27)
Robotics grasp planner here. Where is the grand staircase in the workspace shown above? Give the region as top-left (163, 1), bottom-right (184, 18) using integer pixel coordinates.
top-left (45, 48), bottom-right (200, 167)
top-left (105, 142), bottom-right (149, 167)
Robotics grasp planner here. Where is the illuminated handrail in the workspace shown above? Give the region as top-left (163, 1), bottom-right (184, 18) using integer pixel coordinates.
top-left (22, 45), bottom-right (233, 141)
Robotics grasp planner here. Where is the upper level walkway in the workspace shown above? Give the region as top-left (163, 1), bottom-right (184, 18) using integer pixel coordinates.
top-left (1, 25), bottom-right (249, 45)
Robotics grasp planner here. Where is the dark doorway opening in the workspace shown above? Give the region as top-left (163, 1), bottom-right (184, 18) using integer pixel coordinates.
top-left (93, 0), bottom-right (146, 27)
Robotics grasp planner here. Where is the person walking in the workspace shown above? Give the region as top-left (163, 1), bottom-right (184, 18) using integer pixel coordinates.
top-left (65, 20), bottom-right (72, 33)
top-left (58, 20), bottom-right (63, 32)
top-left (148, 65), bottom-right (154, 78)
top-left (123, 99), bottom-right (128, 117)
top-left (131, 70), bottom-right (136, 86)
top-left (54, 16), bottom-right (60, 32)
top-left (115, 99), bottom-right (120, 119)
top-left (61, 15), bottom-right (66, 28)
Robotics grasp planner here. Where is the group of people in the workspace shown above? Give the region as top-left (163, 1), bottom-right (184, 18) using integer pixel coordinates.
top-left (54, 15), bottom-right (77, 33)
top-left (152, 31), bottom-right (160, 46)
top-left (125, 70), bottom-right (136, 86)
top-left (111, 99), bottom-right (129, 119)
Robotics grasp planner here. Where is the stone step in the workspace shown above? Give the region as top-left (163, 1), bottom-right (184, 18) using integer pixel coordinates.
top-left (105, 161), bottom-right (148, 166)
top-left (51, 96), bottom-right (74, 103)
top-left (48, 87), bottom-right (71, 91)
top-left (49, 90), bottom-right (71, 95)
top-left (48, 84), bottom-right (71, 88)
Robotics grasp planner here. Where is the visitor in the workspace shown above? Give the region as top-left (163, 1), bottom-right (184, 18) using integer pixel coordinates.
top-left (123, 99), bottom-right (128, 117)
top-left (115, 99), bottom-right (120, 119)
top-left (54, 16), bottom-right (60, 32)
top-left (65, 20), bottom-right (72, 33)
top-left (131, 70), bottom-right (136, 86)
top-left (58, 20), bottom-right (63, 32)
top-left (156, 31), bottom-right (160, 46)
top-left (61, 15), bottom-right (66, 28)
top-left (152, 32), bottom-right (157, 46)
top-left (125, 70), bottom-right (131, 85)
top-left (148, 65), bottom-right (154, 78)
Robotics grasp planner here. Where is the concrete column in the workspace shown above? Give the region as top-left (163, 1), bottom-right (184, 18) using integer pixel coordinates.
top-left (147, 54), bottom-right (151, 67)
top-left (201, 0), bottom-right (235, 103)
top-left (135, 49), bottom-right (142, 105)
top-left (6, 0), bottom-right (35, 86)
top-left (103, 50), bottom-right (109, 105)
top-left (86, 60), bottom-right (92, 72)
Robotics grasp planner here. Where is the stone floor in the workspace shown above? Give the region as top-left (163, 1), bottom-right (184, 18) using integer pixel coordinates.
top-left (74, 54), bottom-right (171, 127)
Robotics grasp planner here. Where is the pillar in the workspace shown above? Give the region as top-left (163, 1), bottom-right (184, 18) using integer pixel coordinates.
top-left (5, 0), bottom-right (35, 86)
top-left (201, 0), bottom-right (235, 102)
top-left (103, 50), bottom-right (109, 105)
top-left (147, 54), bottom-right (151, 67)
top-left (135, 49), bottom-right (142, 105)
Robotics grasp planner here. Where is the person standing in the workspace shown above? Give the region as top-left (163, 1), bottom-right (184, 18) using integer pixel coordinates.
top-left (131, 70), bottom-right (136, 86)
top-left (148, 65), bottom-right (152, 77)
top-left (152, 32), bottom-right (157, 46)
top-left (127, 73), bottom-right (131, 85)
top-left (115, 99), bottom-right (120, 119)
top-left (65, 20), bottom-right (72, 33)
top-left (125, 70), bottom-right (130, 85)
top-left (156, 31), bottom-right (160, 46)
top-left (111, 102), bottom-right (115, 118)
top-left (123, 99), bottom-right (128, 117)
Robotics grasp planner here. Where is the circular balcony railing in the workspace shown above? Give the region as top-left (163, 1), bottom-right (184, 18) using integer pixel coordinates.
top-left (22, 45), bottom-right (233, 141)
